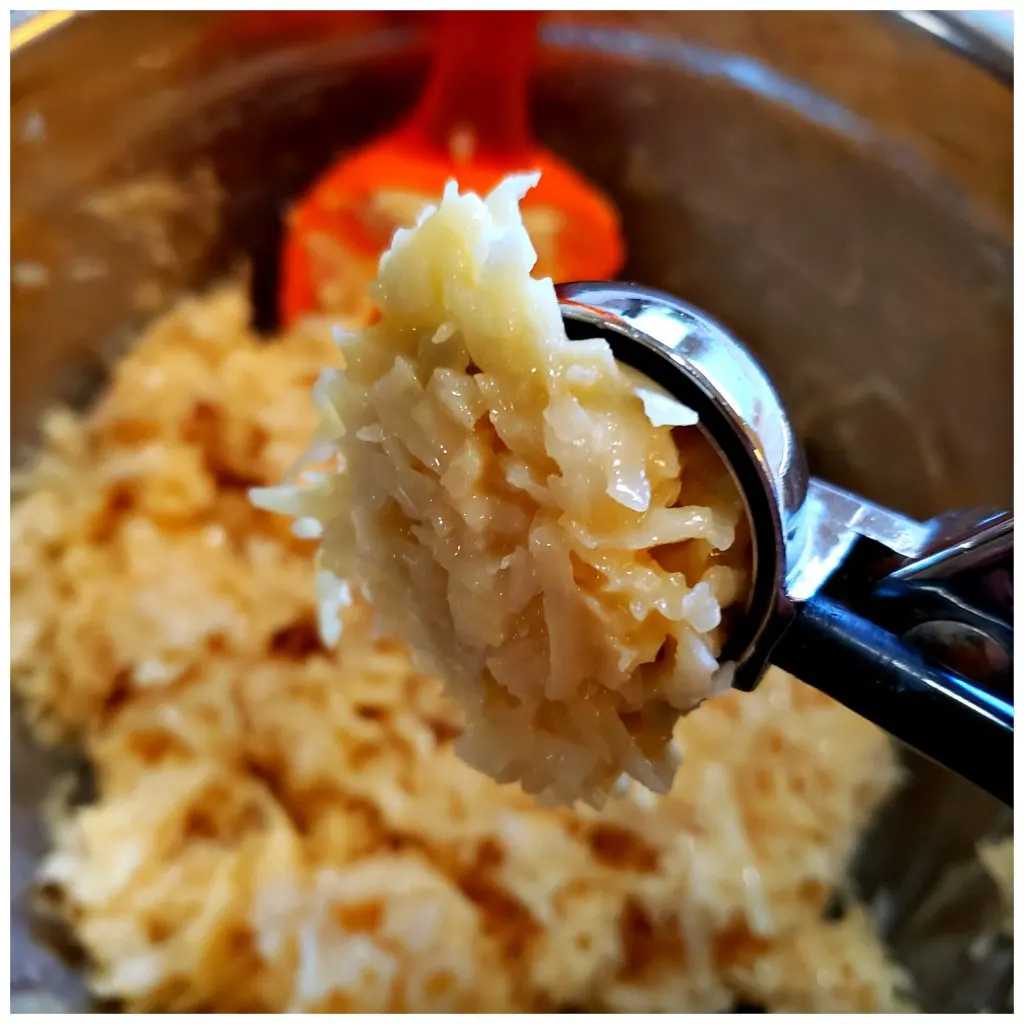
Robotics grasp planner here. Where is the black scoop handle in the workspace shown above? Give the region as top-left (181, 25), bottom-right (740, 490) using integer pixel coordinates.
top-left (770, 593), bottom-right (1013, 806)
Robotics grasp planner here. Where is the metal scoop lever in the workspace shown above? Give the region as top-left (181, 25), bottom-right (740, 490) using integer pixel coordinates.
top-left (557, 282), bottom-right (1013, 805)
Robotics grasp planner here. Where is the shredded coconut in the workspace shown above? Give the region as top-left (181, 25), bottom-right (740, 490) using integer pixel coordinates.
top-left (12, 281), bottom-right (907, 1012)
top-left (255, 177), bottom-right (750, 805)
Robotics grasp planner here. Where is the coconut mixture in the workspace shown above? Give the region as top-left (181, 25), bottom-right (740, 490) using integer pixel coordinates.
top-left (255, 176), bottom-right (750, 806)
top-left (11, 185), bottom-right (911, 1012)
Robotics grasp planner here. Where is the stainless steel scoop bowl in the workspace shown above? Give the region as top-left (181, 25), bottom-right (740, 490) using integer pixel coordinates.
top-left (559, 282), bottom-right (1013, 803)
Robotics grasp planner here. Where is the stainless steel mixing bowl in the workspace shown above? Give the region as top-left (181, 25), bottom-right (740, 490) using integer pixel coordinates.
top-left (11, 11), bottom-right (1013, 1012)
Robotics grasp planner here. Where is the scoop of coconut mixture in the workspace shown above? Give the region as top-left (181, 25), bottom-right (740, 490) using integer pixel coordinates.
top-left (253, 174), bottom-right (750, 806)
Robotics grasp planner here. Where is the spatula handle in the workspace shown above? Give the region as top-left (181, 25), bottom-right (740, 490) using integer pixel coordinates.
top-left (407, 11), bottom-right (543, 159)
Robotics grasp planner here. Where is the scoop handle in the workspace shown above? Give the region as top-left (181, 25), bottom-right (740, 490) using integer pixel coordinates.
top-left (771, 593), bottom-right (1013, 806)
top-left (405, 11), bottom-right (542, 158)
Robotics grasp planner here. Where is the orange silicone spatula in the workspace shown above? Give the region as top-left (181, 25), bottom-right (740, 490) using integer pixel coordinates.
top-left (279, 10), bottom-right (624, 326)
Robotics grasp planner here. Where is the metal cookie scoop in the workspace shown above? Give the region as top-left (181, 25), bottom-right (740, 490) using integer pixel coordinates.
top-left (558, 282), bottom-right (1013, 806)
